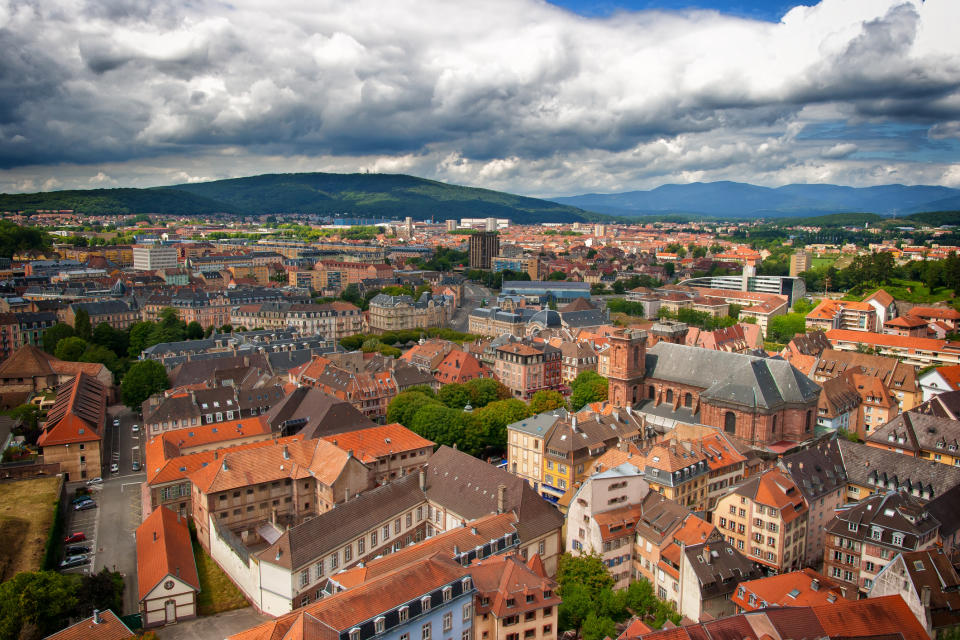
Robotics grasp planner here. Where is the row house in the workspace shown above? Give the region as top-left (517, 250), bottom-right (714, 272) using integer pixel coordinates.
top-left (321, 423), bottom-right (435, 485)
top-left (678, 539), bottom-right (763, 623)
top-left (714, 468), bottom-right (809, 574)
top-left (825, 329), bottom-right (960, 369)
top-left (822, 489), bottom-right (940, 594)
top-left (143, 385), bottom-right (286, 435)
top-left (141, 290), bottom-right (233, 329)
top-left (368, 293), bottom-right (452, 333)
top-left (867, 409), bottom-right (960, 468)
top-left (63, 300), bottom-right (141, 331)
top-left (812, 348), bottom-right (921, 412)
top-left (492, 341), bottom-right (562, 400)
top-left (317, 260), bottom-right (395, 285)
top-left (558, 341), bottom-right (598, 384)
top-left (837, 438), bottom-right (960, 505)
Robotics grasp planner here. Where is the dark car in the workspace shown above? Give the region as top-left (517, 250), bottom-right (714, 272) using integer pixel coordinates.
top-left (60, 555), bottom-right (90, 570)
top-left (71, 495), bottom-right (93, 505)
top-left (66, 544), bottom-right (91, 555)
top-left (74, 501), bottom-right (97, 511)
top-left (64, 532), bottom-right (86, 544)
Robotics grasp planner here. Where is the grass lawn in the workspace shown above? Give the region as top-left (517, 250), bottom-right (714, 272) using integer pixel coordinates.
top-left (192, 536), bottom-right (250, 615)
top-left (811, 256), bottom-right (836, 269)
top-left (0, 476), bottom-right (60, 580)
top-left (845, 279), bottom-right (957, 304)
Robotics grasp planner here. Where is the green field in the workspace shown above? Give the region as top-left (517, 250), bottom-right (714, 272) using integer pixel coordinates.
top-left (811, 257), bottom-right (836, 269)
top-left (844, 279), bottom-right (957, 304)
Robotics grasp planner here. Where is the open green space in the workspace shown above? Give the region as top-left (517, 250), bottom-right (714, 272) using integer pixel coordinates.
top-left (810, 256), bottom-right (836, 269)
top-left (843, 279), bottom-right (956, 304)
top-left (192, 536), bottom-right (249, 616)
top-left (0, 476), bottom-right (61, 580)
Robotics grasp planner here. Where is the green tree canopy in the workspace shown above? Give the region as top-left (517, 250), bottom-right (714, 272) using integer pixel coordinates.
top-left (766, 313), bottom-right (806, 343)
top-left (439, 383), bottom-right (472, 409)
top-left (92, 322), bottom-right (128, 355)
top-left (185, 321), bottom-right (204, 340)
top-left (41, 323), bottom-right (75, 354)
top-left (121, 359), bottom-right (170, 409)
top-left (473, 398), bottom-right (532, 451)
top-left (464, 378), bottom-right (511, 408)
top-left (53, 336), bottom-right (88, 362)
top-left (570, 371), bottom-right (608, 410)
top-left (530, 390), bottom-right (566, 414)
top-left (386, 391), bottom-right (442, 426)
top-left (73, 309), bottom-right (91, 341)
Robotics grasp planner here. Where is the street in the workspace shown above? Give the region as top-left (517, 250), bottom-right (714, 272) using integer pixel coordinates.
top-left (451, 281), bottom-right (490, 332)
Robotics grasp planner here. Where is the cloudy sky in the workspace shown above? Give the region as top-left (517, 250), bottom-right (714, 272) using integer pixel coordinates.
top-left (1, 0), bottom-right (959, 196)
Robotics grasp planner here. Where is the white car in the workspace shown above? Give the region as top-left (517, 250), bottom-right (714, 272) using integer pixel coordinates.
top-left (131, 424), bottom-right (139, 432)
top-left (110, 463), bottom-right (119, 473)
top-left (112, 419), bottom-right (120, 427)
top-left (85, 477), bottom-right (102, 486)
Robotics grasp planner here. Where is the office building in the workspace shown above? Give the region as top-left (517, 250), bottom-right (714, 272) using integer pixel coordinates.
top-left (469, 231), bottom-right (499, 269)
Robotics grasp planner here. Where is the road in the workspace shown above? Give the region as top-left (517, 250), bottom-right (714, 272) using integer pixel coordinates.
top-left (451, 281), bottom-right (491, 332)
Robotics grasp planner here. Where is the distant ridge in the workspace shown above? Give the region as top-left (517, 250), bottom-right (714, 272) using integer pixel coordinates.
top-left (0, 172), bottom-right (598, 224)
top-left (551, 181), bottom-right (960, 218)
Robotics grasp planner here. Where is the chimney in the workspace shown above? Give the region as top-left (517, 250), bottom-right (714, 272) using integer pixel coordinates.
top-left (572, 415), bottom-right (578, 430)
top-left (702, 546), bottom-right (711, 565)
top-left (810, 579), bottom-right (819, 592)
top-left (93, 610), bottom-right (102, 625)
top-left (619, 441), bottom-right (628, 453)
top-left (454, 545), bottom-right (460, 555)
top-left (922, 585), bottom-right (931, 608)
top-left (419, 469), bottom-right (427, 491)
top-left (497, 484), bottom-right (506, 515)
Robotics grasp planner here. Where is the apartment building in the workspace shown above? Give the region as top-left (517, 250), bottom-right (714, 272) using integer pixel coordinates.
top-left (471, 554), bottom-right (560, 640)
top-left (637, 438), bottom-right (712, 512)
top-left (823, 490), bottom-right (940, 595)
top-left (133, 244), bottom-right (179, 271)
top-left (321, 423), bottom-right (435, 485)
top-left (679, 539), bottom-right (762, 623)
top-left (558, 341), bottom-right (598, 384)
top-left (368, 293), bottom-right (452, 332)
top-left (780, 438), bottom-right (847, 567)
top-left (869, 548), bottom-right (960, 638)
top-left (732, 568), bottom-right (853, 612)
top-left (231, 301), bottom-right (363, 340)
top-left (714, 468), bottom-right (809, 574)
top-left (812, 348), bottom-right (921, 412)
top-left (565, 463), bottom-right (651, 589)
top-left (470, 231), bottom-right (500, 269)
top-left (825, 329), bottom-right (960, 369)
top-left (837, 438), bottom-right (960, 504)
top-left (866, 410), bottom-right (960, 468)
top-left (492, 341), bottom-right (562, 400)
top-left (806, 300), bottom-right (878, 333)
top-left (190, 438), bottom-right (373, 550)
top-left (63, 300), bottom-right (141, 331)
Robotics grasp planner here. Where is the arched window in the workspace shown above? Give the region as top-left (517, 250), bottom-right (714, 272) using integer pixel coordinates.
top-left (666, 389), bottom-right (674, 403)
top-left (684, 393), bottom-right (692, 408)
top-left (724, 411), bottom-right (736, 434)
top-left (648, 386), bottom-right (655, 400)
top-left (771, 415), bottom-right (777, 434)
top-left (806, 410), bottom-right (812, 433)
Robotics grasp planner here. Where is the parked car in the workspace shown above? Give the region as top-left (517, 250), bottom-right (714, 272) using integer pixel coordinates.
top-left (112, 418), bottom-right (120, 427)
top-left (131, 461), bottom-right (140, 472)
top-left (66, 544), bottom-right (90, 555)
top-left (60, 555), bottom-right (90, 569)
top-left (85, 477), bottom-right (102, 486)
top-left (71, 495), bottom-right (93, 505)
top-left (131, 424), bottom-right (139, 432)
top-left (64, 532), bottom-right (86, 544)
top-left (110, 462), bottom-right (119, 473)
top-left (74, 501), bottom-right (97, 511)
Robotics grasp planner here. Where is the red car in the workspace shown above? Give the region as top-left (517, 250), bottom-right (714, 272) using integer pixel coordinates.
top-left (64, 532), bottom-right (86, 544)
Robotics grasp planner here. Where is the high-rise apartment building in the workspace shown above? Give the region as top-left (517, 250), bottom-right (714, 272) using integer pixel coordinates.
top-left (133, 244), bottom-right (178, 271)
top-left (790, 251), bottom-right (812, 277)
top-left (469, 231), bottom-right (499, 269)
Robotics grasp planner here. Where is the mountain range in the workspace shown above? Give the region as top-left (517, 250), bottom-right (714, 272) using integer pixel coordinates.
top-left (551, 181), bottom-right (960, 218)
top-left (0, 173), bottom-right (596, 224)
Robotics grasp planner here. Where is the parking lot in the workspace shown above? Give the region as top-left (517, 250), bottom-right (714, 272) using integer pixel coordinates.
top-left (59, 482), bottom-right (102, 575)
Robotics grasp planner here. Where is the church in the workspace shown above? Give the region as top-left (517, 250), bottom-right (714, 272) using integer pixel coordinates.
top-left (606, 326), bottom-right (821, 447)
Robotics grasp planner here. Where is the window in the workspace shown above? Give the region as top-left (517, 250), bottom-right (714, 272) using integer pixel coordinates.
top-left (407, 513), bottom-right (413, 528)
top-left (350, 630), bottom-right (360, 640)
top-left (315, 561), bottom-right (324, 579)
top-left (358, 538), bottom-right (365, 554)
top-left (375, 617), bottom-right (386, 633)
top-left (892, 533), bottom-right (904, 546)
top-left (422, 596), bottom-right (432, 612)
top-left (422, 623), bottom-right (432, 640)
top-left (666, 389), bottom-right (673, 403)
top-left (371, 531), bottom-right (377, 547)
top-left (344, 545), bottom-right (352, 562)
top-left (383, 525), bottom-right (390, 540)
top-left (417, 506), bottom-right (424, 521)
top-left (330, 552), bottom-right (338, 570)
top-left (463, 603), bottom-right (472, 621)
top-left (395, 518), bottom-right (402, 534)
top-left (684, 392), bottom-right (692, 408)
top-left (463, 632), bottom-right (471, 640)
top-left (399, 606), bottom-right (409, 622)
top-left (300, 570), bottom-right (309, 587)
top-left (725, 411), bottom-right (736, 434)
top-left (443, 613), bottom-right (453, 632)
top-left (443, 586), bottom-right (453, 602)
top-left (543, 626), bottom-right (552, 636)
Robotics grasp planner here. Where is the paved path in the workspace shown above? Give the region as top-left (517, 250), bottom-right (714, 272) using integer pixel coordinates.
top-left (155, 608), bottom-right (269, 640)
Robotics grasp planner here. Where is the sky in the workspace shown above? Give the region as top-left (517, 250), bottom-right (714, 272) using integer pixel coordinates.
top-left (1, 0), bottom-right (959, 197)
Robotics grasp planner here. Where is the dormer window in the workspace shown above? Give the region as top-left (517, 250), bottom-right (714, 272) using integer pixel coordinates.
top-left (443, 587), bottom-right (452, 602)
top-left (848, 523), bottom-right (858, 532)
top-left (421, 596), bottom-right (431, 612)
top-left (399, 606), bottom-right (409, 622)
top-left (350, 629), bottom-right (360, 640)
top-left (506, 598), bottom-right (516, 608)
top-left (461, 577), bottom-right (472, 591)
top-left (375, 617), bottom-right (386, 633)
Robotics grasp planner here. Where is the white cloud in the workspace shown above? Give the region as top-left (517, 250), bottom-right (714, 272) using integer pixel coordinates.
top-left (0, 0), bottom-right (959, 195)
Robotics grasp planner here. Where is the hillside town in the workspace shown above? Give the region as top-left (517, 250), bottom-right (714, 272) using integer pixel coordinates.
top-left (1, 213), bottom-right (960, 640)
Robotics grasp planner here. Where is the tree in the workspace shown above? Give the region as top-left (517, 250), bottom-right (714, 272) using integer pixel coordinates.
top-left (127, 321), bottom-right (155, 357)
top-left (728, 303), bottom-right (742, 319)
top-left (547, 270), bottom-right (567, 281)
top-left (0, 571), bottom-right (80, 640)
top-left (792, 298), bottom-right (814, 315)
top-left (465, 378), bottom-right (511, 408)
top-left (73, 309), bottom-right (91, 341)
top-left (54, 337), bottom-right (88, 362)
top-left (570, 371), bottom-right (608, 410)
top-left (7, 404), bottom-right (43, 444)
top-left (766, 313), bottom-right (806, 343)
top-left (439, 384), bottom-right (471, 409)
top-left (557, 553), bottom-right (614, 600)
top-left (75, 569), bottom-right (124, 619)
top-left (92, 322), bottom-right (128, 355)
top-left (387, 391), bottom-right (442, 426)
top-left (185, 321), bottom-right (204, 340)
top-left (530, 390), bottom-right (565, 414)
top-left (581, 613), bottom-right (617, 640)
top-left (473, 398), bottom-right (532, 451)
top-left (41, 323), bottom-right (75, 354)
top-left (121, 360), bottom-right (170, 409)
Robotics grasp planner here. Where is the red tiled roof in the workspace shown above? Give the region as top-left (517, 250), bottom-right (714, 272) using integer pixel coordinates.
top-left (812, 594), bottom-right (929, 640)
top-left (322, 423), bottom-right (434, 464)
top-left (42, 610), bottom-right (133, 640)
top-left (37, 372), bottom-right (106, 447)
top-left (827, 329), bottom-right (960, 352)
top-left (731, 568), bottom-right (849, 611)
top-left (136, 506), bottom-right (200, 601)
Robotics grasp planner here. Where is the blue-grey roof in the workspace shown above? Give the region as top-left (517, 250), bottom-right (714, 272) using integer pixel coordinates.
top-left (645, 342), bottom-right (820, 410)
top-left (503, 280), bottom-right (590, 291)
top-left (507, 408), bottom-right (568, 437)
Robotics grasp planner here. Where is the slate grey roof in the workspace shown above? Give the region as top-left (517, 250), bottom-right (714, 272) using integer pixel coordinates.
top-left (559, 309), bottom-right (608, 328)
top-left (825, 490), bottom-right (939, 552)
top-left (508, 409), bottom-right (568, 438)
top-left (69, 300), bottom-right (135, 316)
top-left (866, 411), bottom-right (960, 454)
top-left (684, 540), bottom-right (763, 598)
top-left (503, 281), bottom-right (590, 291)
top-left (645, 342), bottom-right (820, 410)
top-left (781, 436), bottom-right (847, 501)
top-left (925, 483), bottom-right (960, 539)
top-left (529, 309), bottom-right (561, 328)
top-left (837, 438), bottom-right (960, 502)
top-left (264, 386), bottom-right (375, 437)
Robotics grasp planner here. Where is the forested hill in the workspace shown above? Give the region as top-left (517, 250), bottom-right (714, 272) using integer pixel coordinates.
top-left (0, 172), bottom-right (599, 224)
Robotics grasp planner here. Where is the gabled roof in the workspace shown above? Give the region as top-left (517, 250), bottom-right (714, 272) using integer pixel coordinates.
top-left (322, 423), bottom-right (434, 464)
top-left (812, 594), bottom-right (929, 640)
top-left (470, 553), bottom-right (559, 618)
top-left (42, 610), bottom-right (133, 640)
top-left (732, 568), bottom-right (850, 610)
top-left (0, 344), bottom-right (55, 378)
top-left (37, 373), bottom-right (106, 447)
top-left (136, 506), bottom-right (200, 601)
top-left (730, 468), bottom-right (808, 524)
